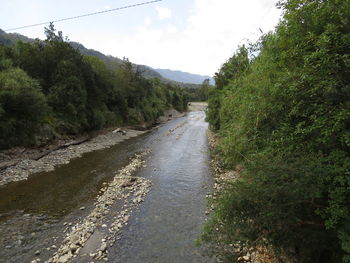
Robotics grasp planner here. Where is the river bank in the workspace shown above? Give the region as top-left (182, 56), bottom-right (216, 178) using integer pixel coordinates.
top-left (0, 109), bottom-right (185, 187)
top-left (206, 130), bottom-right (279, 263)
top-left (0, 129), bottom-right (145, 187)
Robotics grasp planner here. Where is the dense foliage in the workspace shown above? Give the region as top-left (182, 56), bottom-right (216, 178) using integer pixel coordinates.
top-left (0, 24), bottom-right (190, 149)
top-left (186, 78), bottom-right (211, 102)
top-left (204, 0), bottom-right (350, 262)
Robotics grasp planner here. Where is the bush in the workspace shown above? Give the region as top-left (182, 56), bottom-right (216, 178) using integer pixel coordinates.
top-left (204, 0), bottom-right (350, 262)
top-left (0, 68), bottom-right (48, 148)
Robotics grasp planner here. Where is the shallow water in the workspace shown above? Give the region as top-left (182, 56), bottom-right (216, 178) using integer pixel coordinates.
top-left (0, 134), bottom-right (148, 219)
top-left (110, 111), bottom-right (213, 262)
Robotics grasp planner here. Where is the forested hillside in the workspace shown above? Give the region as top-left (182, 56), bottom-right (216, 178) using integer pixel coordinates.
top-left (0, 29), bottom-right (205, 89)
top-left (154, 68), bottom-right (214, 85)
top-left (0, 24), bottom-right (190, 149)
top-left (203, 0), bottom-right (350, 262)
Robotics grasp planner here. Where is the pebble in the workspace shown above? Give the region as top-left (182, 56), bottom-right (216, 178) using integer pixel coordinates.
top-left (100, 242), bottom-right (107, 252)
top-left (243, 255), bottom-right (250, 261)
top-left (57, 254), bottom-right (70, 263)
top-left (79, 206), bottom-right (85, 210)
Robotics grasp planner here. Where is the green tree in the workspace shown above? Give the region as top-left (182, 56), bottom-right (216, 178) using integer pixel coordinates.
top-left (0, 68), bottom-right (48, 148)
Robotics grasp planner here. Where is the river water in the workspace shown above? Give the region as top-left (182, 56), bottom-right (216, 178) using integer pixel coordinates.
top-left (0, 111), bottom-right (213, 262)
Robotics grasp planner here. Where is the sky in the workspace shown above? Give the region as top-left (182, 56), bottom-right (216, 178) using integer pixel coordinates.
top-left (1, 0), bottom-right (283, 76)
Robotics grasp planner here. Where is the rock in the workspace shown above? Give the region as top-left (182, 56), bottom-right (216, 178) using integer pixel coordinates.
top-left (102, 224), bottom-right (107, 228)
top-left (70, 233), bottom-right (80, 245)
top-left (35, 250), bottom-right (40, 255)
top-left (243, 255), bottom-right (250, 261)
top-left (57, 254), bottom-right (70, 263)
top-left (100, 242), bottom-right (107, 252)
top-left (79, 206), bottom-right (85, 210)
top-left (69, 244), bottom-right (78, 253)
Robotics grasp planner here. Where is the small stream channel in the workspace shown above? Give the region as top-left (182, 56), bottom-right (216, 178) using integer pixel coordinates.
top-left (0, 111), bottom-right (213, 263)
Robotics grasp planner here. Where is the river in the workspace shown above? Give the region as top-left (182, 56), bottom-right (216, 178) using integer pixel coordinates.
top-left (0, 109), bottom-right (213, 263)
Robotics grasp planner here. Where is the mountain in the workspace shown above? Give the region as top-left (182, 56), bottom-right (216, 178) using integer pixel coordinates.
top-left (0, 29), bottom-right (201, 88)
top-left (154, 68), bottom-right (214, 85)
top-left (0, 29), bottom-right (34, 45)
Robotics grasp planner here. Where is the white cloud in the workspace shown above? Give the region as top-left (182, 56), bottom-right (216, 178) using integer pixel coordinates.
top-left (166, 25), bottom-right (177, 34)
top-left (155, 6), bottom-right (172, 20)
top-left (77, 0), bottom-right (282, 76)
top-left (144, 16), bottom-right (152, 26)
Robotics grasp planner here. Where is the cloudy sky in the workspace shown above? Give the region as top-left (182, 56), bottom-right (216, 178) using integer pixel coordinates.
top-left (1, 0), bottom-right (283, 76)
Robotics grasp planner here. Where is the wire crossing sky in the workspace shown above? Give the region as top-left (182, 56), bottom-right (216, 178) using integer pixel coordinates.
top-left (4, 0), bottom-right (162, 32)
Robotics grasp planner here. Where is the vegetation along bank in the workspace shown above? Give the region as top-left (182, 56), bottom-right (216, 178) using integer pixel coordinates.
top-left (0, 23), bottom-right (210, 151)
top-left (202, 0), bottom-right (350, 263)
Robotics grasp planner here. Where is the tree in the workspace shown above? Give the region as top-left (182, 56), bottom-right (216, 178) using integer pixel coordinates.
top-left (0, 68), bottom-right (48, 148)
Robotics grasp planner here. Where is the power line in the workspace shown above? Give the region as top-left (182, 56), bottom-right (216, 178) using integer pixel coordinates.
top-left (237, 4), bottom-right (280, 47)
top-left (4, 0), bottom-right (162, 32)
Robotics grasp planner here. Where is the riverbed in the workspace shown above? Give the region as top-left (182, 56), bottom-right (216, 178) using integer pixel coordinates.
top-left (0, 108), bottom-right (213, 263)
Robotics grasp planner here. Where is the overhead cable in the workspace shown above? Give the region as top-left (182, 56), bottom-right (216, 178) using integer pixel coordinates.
top-left (4, 0), bottom-right (162, 32)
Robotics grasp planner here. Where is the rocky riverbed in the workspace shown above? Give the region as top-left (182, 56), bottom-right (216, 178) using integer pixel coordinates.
top-left (46, 151), bottom-right (151, 263)
top-left (0, 150), bottom-right (152, 263)
top-left (0, 129), bottom-right (145, 187)
top-left (0, 108), bottom-right (211, 263)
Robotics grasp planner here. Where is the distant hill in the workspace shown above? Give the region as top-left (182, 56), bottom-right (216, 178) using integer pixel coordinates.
top-left (0, 29), bottom-right (201, 88)
top-left (154, 68), bottom-right (214, 85)
top-left (0, 29), bottom-right (34, 45)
